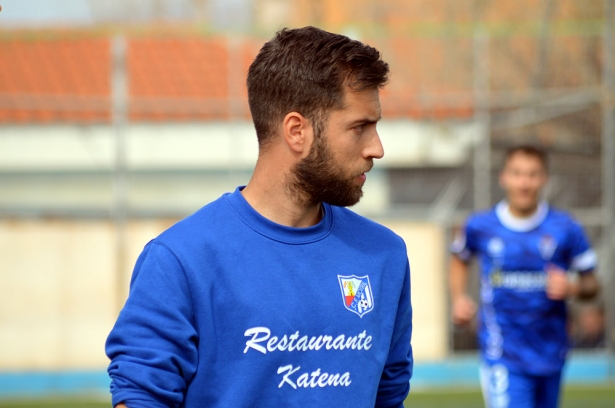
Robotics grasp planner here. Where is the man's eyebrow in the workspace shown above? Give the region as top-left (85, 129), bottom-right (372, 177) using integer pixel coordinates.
top-left (349, 115), bottom-right (382, 126)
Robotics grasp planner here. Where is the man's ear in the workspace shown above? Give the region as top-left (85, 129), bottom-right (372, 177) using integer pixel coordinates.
top-left (282, 112), bottom-right (314, 156)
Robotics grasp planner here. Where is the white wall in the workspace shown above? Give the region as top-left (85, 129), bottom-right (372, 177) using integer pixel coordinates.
top-left (0, 120), bottom-right (478, 217)
top-left (0, 121), bottom-right (479, 171)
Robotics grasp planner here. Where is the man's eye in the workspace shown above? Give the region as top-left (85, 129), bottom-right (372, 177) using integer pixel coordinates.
top-left (355, 125), bottom-right (364, 133)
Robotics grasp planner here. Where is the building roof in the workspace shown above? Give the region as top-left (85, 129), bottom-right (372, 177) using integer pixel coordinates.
top-left (0, 32), bottom-right (480, 124)
top-left (0, 18), bottom-right (603, 125)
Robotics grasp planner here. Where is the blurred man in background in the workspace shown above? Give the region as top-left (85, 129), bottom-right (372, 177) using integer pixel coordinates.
top-left (449, 145), bottom-right (599, 408)
top-left (106, 26), bottom-right (412, 408)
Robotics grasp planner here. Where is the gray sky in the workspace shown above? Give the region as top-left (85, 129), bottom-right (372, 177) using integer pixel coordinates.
top-left (0, 0), bottom-right (253, 28)
top-left (0, 0), bottom-right (94, 26)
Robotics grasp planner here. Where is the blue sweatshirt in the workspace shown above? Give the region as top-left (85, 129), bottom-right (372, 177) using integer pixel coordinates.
top-left (106, 187), bottom-right (413, 408)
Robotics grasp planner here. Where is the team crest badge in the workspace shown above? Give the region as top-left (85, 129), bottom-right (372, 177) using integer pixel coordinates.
top-left (539, 235), bottom-right (557, 261)
top-left (337, 275), bottom-right (374, 317)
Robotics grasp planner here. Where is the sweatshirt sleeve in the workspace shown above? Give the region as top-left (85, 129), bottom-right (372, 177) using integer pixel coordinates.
top-left (375, 258), bottom-right (413, 408)
top-left (106, 241), bottom-right (198, 408)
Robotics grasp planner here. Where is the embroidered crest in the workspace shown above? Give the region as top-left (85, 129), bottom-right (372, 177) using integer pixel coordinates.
top-left (337, 275), bottom-right (374, 317)
top-left (539, 235), bottom-right (557, 261)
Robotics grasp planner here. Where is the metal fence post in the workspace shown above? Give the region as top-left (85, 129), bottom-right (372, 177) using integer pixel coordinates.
top-left (112, 35), bottom-right (129, 314)
top-left (602, 0), bottom-right (615, 372)
top-left (473, 29), bottom-right (491, 211)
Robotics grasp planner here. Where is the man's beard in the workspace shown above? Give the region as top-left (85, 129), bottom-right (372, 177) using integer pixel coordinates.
top-left (288, 131), bottom-right (373, 208)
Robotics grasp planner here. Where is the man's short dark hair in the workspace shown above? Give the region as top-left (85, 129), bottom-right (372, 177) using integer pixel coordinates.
top-left (503, 145), bottom-right (549, 171)
top-left (247, 26), bottom-right (389, 147)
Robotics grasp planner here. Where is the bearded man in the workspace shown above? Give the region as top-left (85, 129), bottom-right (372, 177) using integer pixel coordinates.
top-left (106, 26), bottom-right (413, 408)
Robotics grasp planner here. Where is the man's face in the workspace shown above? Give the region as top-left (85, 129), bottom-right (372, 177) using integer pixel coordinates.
top-left (499, 152), bottom-right (548, 213)
top-left (289, 88), bottom-right (384, 207)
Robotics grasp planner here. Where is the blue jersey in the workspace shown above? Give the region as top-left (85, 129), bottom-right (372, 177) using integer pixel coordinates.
top-left (452, 201), bottom-right (596, 375)
top-left (106, 187), bottom-right (413, 408)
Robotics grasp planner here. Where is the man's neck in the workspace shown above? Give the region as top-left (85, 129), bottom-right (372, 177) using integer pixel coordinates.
top-left (508, 203), bottom-right (539, 218)
top-left (241, 168), bottom-right (322, 228)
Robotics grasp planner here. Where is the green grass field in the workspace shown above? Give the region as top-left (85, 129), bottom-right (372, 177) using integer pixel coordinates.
top-left (0, 385), bottom-right (613, 407)
top-left (404, 384), bottom-right (615, 408)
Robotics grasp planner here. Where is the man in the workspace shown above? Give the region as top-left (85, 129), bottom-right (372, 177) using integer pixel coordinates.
top-left (449, 145), bottom-right (599, 408)
top-left (106, 27), bottom-right (413, 408)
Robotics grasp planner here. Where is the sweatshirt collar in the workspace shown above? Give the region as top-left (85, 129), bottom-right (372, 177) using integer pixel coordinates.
top-left (225, 186), bottom-right (334, 244)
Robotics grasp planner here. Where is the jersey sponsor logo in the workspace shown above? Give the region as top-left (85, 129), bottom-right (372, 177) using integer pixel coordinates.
top-left (489, 270), bottom-right (546, 291)
top-left (489, 271), bottom-right (547, 292)
top-left (243, 327), bottom-right (371, 390)
top-left (337, 275), bottom-right (374, 317)
top-left (539, 234), bottom-right (558, 261)
top-left (277, 365), bottom-right (352, 389)
top-left (243, 327), bottom-right (373, 354)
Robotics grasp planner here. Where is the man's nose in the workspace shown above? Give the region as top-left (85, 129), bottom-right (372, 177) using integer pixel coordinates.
top-left (364, 131), bottom-right (384, 160)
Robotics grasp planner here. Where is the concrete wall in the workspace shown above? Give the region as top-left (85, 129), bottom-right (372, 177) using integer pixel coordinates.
top-left (0, 219), bottom-right (170, 370)
top-left (382, 221), bottom-right (448, 362)
top-left (0, 218), bottom-right (448, 371)
top-left (0, 219), bottom-right (117, 369)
